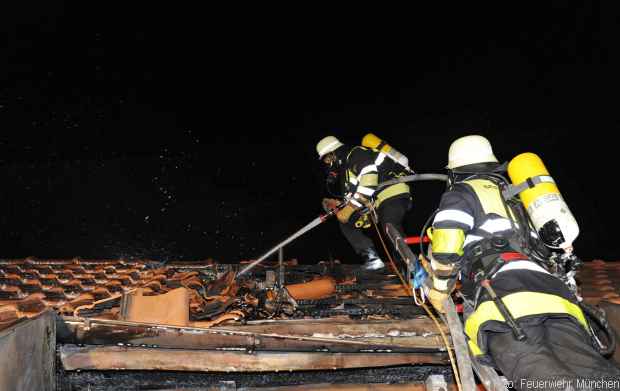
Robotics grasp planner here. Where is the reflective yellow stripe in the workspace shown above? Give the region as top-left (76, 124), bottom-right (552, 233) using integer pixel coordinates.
top-left (359, 173), bottom-right (378, 187)
top-left (431, 228), bottom-right (465, 255)
top-left (464, 179), bottom-right (514, 219)
top-left (465, 291), bottom-right (588, 356)
top-left (375, 183), bottom-right (409, 208)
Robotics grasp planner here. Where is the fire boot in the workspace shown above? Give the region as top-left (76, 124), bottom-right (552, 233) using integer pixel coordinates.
top-left (359, 247), bottom-right (385, 271)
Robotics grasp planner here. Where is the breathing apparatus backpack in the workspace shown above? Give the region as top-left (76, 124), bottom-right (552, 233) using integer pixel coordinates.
top-left (402, 153), bottom-right (614, 356)
top-left (506, 152), bottom-right (579, 251)
top-left (502, 152), bottom-right (582, 289)
top-left (503, 153), bottom-right (616, 356)
top-left (361, 133), bottom-right (413, 172)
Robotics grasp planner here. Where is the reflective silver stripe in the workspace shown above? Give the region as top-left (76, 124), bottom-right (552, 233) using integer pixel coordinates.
top-left (493, 260), bottom-right (550, 277)
top-left (464, 234), bottom-right (484, 247)
top-left (350, 199), bottom-right (363, 207)
top-left (356, 186), bottom-right (375, 196)
top-left (348, 177), bottom-right (359, 185)
top-left (479, 218), bottom-right (512, 234)
top-left (433, 277), bottom-right (449, 291)
top-left (434, 209), bottom-right (474, 229)
top-left (538, 175), bottom-right (555, 184)
top-left (359, 164), bottom-right (378, 176)
top-left (375, 152), bottom-right (386, 166)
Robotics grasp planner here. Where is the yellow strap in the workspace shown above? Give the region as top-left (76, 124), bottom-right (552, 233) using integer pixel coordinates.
top-left (430, 228), bottom-right (465, 256)
top-left (465, 291), bottom-right (588, 356)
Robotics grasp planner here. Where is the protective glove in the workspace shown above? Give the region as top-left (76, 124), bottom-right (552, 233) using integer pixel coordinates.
top-left (336, 203), bottom-right (356, 224)
top-left (322, 198), bottom-right (341, 213)
top-left (424, 283), bottom-right (449, 314)
top-left (421, 250), bottom-right (454, 314)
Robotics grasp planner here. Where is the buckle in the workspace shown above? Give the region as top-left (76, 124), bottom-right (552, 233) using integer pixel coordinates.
top-left (473, 269), bottom-right (485, 283)
top-left (491, 237), bottom-right (508, 249)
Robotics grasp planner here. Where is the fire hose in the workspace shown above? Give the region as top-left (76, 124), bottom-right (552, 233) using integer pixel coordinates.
top-left (236, 203), bottom-right (345, 278)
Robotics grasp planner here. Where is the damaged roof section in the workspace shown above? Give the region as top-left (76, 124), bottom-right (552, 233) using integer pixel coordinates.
top-left (0, 257), bottom-right (421, 329)
top-left (0, 257), bottom-right (455, 376)
top-left (2, 256), bottom-right (618, 386)
top-left (1, 257), bottom-right (619, 328)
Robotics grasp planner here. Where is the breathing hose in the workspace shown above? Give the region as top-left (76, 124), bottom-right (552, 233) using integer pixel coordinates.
top-left (580, 302), bottom-right (617, 357)
top-left (376, 173), bottom-right (449, 192)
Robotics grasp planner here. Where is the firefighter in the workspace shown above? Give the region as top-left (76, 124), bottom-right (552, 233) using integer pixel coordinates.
top-left (424, 135), bottom-right (620, 387)
top-left (316, 135), bottom-right (412, 272)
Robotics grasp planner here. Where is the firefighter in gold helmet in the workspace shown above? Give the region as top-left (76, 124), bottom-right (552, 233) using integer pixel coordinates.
top-left (425, 135), bottom-right (620, 386)
top-left (316, 135), bottom-right (412, 272)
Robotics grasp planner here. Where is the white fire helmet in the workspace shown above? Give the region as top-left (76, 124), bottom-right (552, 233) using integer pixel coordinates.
top-left (316, 136), bottom-right (344, 160)
top-left (447, 135), bottom-right (498, 169)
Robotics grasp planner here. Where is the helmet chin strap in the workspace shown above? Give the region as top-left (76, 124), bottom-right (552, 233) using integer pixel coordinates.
top-left (323, 146), bottom-right (348, 197)
top-left (324, 156), bottom-right (343, 198)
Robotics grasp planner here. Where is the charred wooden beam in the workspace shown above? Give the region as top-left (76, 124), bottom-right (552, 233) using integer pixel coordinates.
top-left (231, 317), bottom-right (447, 336)
top-left (60, 344), bottom-right (449, 372)
top-left (57, 317), bottom-right (449, 353)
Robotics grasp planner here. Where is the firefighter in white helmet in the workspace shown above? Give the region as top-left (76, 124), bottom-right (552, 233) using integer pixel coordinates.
top-left (316, 135), bottom-right (412, 273)
top-left (425, 134), bottom-right (620, 386)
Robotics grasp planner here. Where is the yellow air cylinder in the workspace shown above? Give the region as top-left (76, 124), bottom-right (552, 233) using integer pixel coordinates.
top-left (507, 152), bottom-right (579, 249)
top-left (361, 133), bottom-right (411, 170)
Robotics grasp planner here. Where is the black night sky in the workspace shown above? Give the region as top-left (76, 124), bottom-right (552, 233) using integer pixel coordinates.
top-left (1, 3), bottom-right (618, 264)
